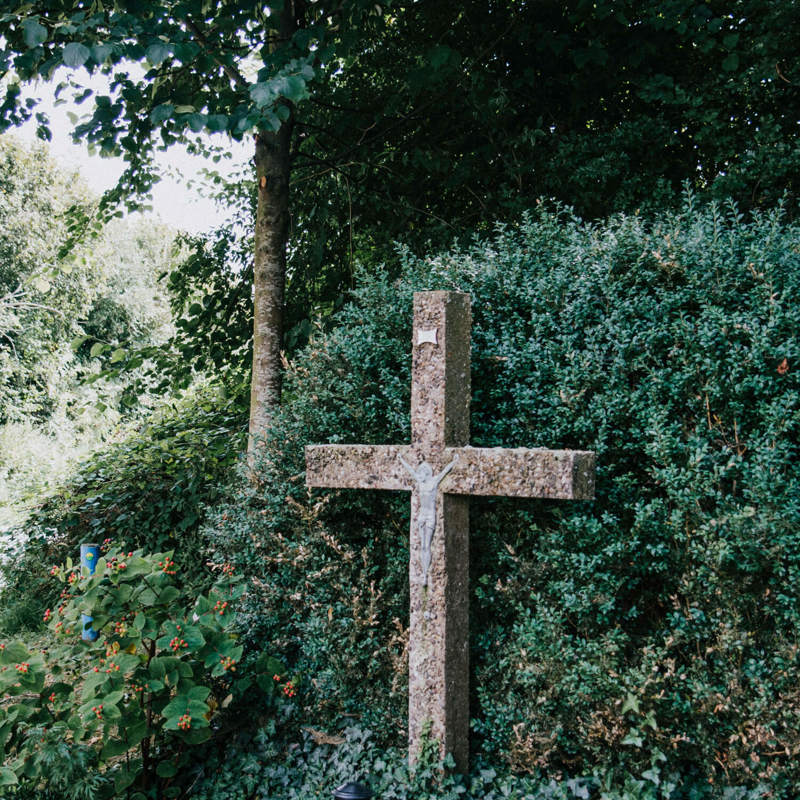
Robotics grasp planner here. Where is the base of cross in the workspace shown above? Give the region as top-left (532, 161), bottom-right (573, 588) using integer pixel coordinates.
top-left (306, 291), bottom-right (595, 772)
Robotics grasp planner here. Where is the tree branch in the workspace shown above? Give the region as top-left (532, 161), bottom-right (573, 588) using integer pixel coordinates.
top-left (184, 17), bottom-right (249, 89)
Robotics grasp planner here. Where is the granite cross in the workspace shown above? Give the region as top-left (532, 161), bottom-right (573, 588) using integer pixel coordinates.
top-left (305, 291), bottom-right (595, 772)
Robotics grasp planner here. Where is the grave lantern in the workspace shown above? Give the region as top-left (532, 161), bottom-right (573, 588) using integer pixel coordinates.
top-left (333, 781), bottom-right (374, 800)
top-left (80, 542), bottom-right (100, 641)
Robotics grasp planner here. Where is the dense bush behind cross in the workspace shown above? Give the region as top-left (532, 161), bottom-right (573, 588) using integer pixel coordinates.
top-left (207, 197), bottom-right (800, 793)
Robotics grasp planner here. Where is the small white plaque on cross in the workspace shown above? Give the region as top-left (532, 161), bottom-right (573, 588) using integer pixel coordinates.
top-left (306, 291), bottom-right (595, 772)
top-left (417, 328), bottom-right (438, 346)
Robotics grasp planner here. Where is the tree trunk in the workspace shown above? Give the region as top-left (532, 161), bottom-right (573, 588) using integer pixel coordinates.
top-left (248, 119), bottom-right (293, 455)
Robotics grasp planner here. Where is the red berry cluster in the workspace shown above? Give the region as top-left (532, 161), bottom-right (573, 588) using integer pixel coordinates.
top-left (212, 600), bottom-right (229, 616)
top-left (49, 565), bottom-right (59, 576)
top-left (106, 555), bottom-right (128, 572)
top-left (43, 609), bottom-right (51, 622)
top-left (91, 705), bottom-right (103, 718)
top-left (271, 673), bottom-right (296, 696)
top-left (48, 692), bottom-right (56, 703)
top-left (219, 655), bottom-right (237, 672)
top-left (158, 557), bottom-right (177, 575)
top-left (101, 538), bottom-right (112, 552)
top-left (169, 637), bottom-right (188, 653)
top-left (113, 621), bottom-right (127, 636)
top-left (177, 713), bottom-right (192, 730)
top-left (15, 662), bottom-right (29, 673)
top-left (221, 563), bottom-right (235, 577)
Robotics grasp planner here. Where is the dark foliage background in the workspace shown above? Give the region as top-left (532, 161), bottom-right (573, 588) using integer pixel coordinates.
top-left (203, 198), bottom-right (800, 793)
top-left (114, 0), bottom-right (800, 377)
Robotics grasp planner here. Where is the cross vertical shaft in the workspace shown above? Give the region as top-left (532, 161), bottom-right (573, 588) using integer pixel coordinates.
top-left (411, 292), bottom-right (471, 452)
top-left (408, 292), bottom-right (471, 771)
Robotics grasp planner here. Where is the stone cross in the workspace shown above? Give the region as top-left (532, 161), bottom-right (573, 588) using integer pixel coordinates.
top-left (305, 291), bottom-right (595, 772)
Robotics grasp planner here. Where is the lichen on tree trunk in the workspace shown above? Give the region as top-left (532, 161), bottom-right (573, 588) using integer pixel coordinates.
top-left (248, 120), bottom-right (293, 454)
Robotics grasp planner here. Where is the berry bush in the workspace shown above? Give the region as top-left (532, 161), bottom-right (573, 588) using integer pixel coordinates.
top-left (0, 543), bottom-right (284, 798)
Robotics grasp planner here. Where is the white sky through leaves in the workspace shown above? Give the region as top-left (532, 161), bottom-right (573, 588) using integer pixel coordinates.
top-left (13, 77), bottom-right (250, 235)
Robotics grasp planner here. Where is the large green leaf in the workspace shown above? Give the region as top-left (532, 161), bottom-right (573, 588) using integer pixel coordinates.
top-left (0, 767), bottom-right (18, 786)
top-left (0, 643), bottom-right (29, 664)
top-left (156, 760), bottom-right (178, 778)
top-left (22, 18), bottom-right (47, 48)
top-left (101, 737), bottom-right (131, 760)
top-left (150, 104), bottom-right (174, 124)
top-left (146, 42), bottom-right (171, 65)
top-left (62, 42), bottom-right (90, 67)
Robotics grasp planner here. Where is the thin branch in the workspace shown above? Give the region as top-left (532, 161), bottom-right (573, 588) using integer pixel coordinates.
top-left (10, 301), bottom-right (65, 316)
top-left (0, 330), bottom-right (19, 359)
top-left (776, 61), bottom-right (795, 85)
top-left (184, 17), bottom-right (249, 89)
top-left (293, 152), bottom-right (457, 231)
top-left (0, 284), bottom-right (26, 305)
top-left (0, 693), bottom-right (39, 705)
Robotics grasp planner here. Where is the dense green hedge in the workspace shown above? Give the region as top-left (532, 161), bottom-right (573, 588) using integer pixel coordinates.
top-left (0, 386), bottom-right (246, 633)
top-left (205, 197), bottom-right (799, 795)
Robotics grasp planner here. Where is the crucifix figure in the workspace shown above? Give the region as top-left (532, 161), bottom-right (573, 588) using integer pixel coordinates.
top-left (399, 454), bottom-right (458, 586)
top-left (306, 291), bottom-right (595, 773)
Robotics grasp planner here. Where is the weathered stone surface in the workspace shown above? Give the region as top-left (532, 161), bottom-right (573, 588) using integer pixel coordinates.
top-left (407, 292), bottom-right (471, 772)
top-left (411, 291), bottom-right (471, 453)
top-left (443, 446), bottom-right (596, 500)
top-left (304, 290), bottom-right (596, 774)
top-left (306, 444), bottom-right (411, 490)
top-left (305, 444), bottom-right (595, 501)
top-left (408, 491), bottom-right (469, 772)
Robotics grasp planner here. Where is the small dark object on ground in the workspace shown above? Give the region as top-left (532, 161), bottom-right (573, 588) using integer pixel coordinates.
top-left (333, 780), bottom-right (374, 799)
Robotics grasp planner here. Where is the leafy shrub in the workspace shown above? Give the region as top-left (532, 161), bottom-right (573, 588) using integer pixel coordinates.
top-left (189, 724), bottom-right (602, 800)
top-left (188, 722), bottom-right (776, 800)
top-left (207, 197), bottom-right (800, 794)
top-left (0, 542), bottom-right (281, 799)
top-left (0, 386), bottom-right (246, 634)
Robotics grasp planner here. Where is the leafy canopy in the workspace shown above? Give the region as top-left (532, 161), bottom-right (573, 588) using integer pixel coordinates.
top-left (0, 0), bottom-right (380, 211)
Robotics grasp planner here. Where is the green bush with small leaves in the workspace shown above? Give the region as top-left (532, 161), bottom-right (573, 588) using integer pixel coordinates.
top-left (205, 196), bottom-right (800, 795)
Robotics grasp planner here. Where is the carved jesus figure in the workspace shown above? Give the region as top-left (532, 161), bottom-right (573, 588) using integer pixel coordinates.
top-left (399, 454), bottom-right (458, 585)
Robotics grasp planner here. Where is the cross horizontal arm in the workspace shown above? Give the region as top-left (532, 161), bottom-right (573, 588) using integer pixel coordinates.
top-left (306, 444), bottom-right (413, 491)
top-left (443, 446), bottom-right (595, 500)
